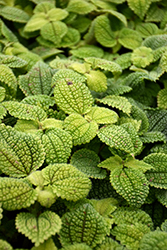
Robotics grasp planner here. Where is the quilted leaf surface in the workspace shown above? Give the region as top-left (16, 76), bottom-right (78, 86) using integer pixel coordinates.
top-left (42, 164), bottom-right (91, 201)
top-left (139, 230), bottom-right (167, 250)
top-left (15, 211), bottom-right (62, 246)
top-left (0, 124), bottom-right (45, 177)
top-left (127, 0), bottom-right (152, 19)
top-left (0, 54), bottom-right (27, 68)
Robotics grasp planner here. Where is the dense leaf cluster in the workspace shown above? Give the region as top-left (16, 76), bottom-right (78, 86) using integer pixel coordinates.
top-left (1, 0), bottom-right (167, 249)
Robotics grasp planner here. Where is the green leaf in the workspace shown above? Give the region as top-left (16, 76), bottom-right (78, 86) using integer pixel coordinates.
top-left (131, 46), bottom-right (154, 68)
top-left (96, 95), bottom-right (132, 115)
top-left (40, 21), bottom-right (68, 45)
top-left (146, 108), bottom-right (167, 134)
top-left (0, 54), bottom-right (27, 68)
top-left (111, 223), bottom-right (150, 250)
top-left (60, 27), bottom-right (80, 48)
top-left (47, 8), bottom-right (68, 21)
top-left (139, 231), bottom-right (167, 250)
top-left (84, 57), bottom-right (122, 75)
top-left (71, 16), bottom-right (91, 33)
top-left (90, 197), bottom-right (118, 217)
top-left (0, 64), bottom-right (17, 96)
top-left (145, 3), bottom-right (164, 23)
top-left (66, 0), bottom-right (96, 14)
top-left (106, 9), bottom-right (127, 26)
top-left (41, 128), bottom-right (72, 164)
top-left (0, 86), bottom-right (5, 102)
top-left (124, 157), bottom-right (153, 173)
top-left (24, 13), bottom-right (49, 32)
top-left (14, 120), bottom-right (39, 134)
top-left (59, 203), bottom-right (108, 247)
top-left (32, 46), bottom-right (62, 60)
top-left (98, 155), bottom-right (123, 172)
top-left (94, 15), bottom-right (116, 47)
top-left (42, 164), bottom-right (91, 201)
top-left (15, 211), bottom-right (61, 247)
top-left (127, 0), bottom-right (152, 19)
top-left (0, 124), bottom-right (45, 177)
top-left (64, 114), bottom-right (98, 145)
top-left (97, 124), bottom-right (134, 154)
top-left (60, 243), bottom-right (92, 250)
top-left (70, 148), bottom-right (106, 179)
top-left (136, 23), bottom-right (159, 38)
top-left (110, 168), bottom-right (149, 207)
top-left (31, 238), bottom-right (58, 250)
top-left (142, 34), bottom-right (167, 50)
top-left (144, 153), bottom-right (167, 189)
top-left (140, 131), bottom-right (166, 144)
top-left (0, 240), bottom-right (12, 250)
top-left (118, 28), bottom-right (142, 50)
top-left (0, 177), bottom-right (37, 210)
top-left (18, 61), bottom-right (55, 96)
top-left (155, 189), bottom-right (167, 207)
top-left (157, 88), bottom-right (167, 109)
top-left (50, 58), bottom-right (75, 69)
top-left (115, 52), bottom-right (132, 70)
top-left (53, 70), bottom-right (93, 115)
top-left (85, 106), bottom-right (118, 124)
top-left (3, 101), bottom-right (47, 121)
top-left (70, 45), bottom-right (104, 59)
top-left (0, 6), bottom-right (30, 23)
top-left (85, 70), bottom-right (107, 93)
top-left (21, 95), bottom-right (55, 110)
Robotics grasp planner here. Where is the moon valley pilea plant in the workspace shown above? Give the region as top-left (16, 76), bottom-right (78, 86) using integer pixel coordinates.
top-left (1, 0), bottom-right (167, 249)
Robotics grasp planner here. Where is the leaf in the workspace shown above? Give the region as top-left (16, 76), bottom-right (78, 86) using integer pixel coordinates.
top-left (94, 15), bottom-right (117, 47)
top-left (85, 70), bottom-right (107, 92)
top-left (85, 106), bottom-right (118, 124)
top-left (41, 128), bottom-right (72, 164)
top-left (14, 120), bottom-right (39, 134)
top-left (21, 95), bottom-right (55, 110)
top-left (70, 45), bottom-right (104, 59)
top-left (0, 6), bottom-right (30, 23)
top-left (131, 46), bottom-right (154, 68)
top-left (111, 223), bottom-right (150, 250)
top-left (0, 64), bottom-right (17, 96)
top-left (50, 58), bottom-right (75, 69)
top-left (0, 177), bottom-right (37, 210)
top-left (98, 155), bottom-right (123, 172)
top-left (157, 88), bottom-right (167, 109)
top-left (24, 13), bottom-right (49, 32)
top-left (31, 238), bottom-right (58, 250)
top-left (66, 0), bottom-right (96, 14)
top-left (40, 21), bottom-right (68, 45)
top-left (142, 34), bottom-right (167, 50)
top-left (32, 46), bottom-right (62, 60)
top-left (118, 28), bottom-right (142, 50)
top-left (18, 61), bottom-right (55, 96)
top-left (53, 71), bottom-right (93, 115)
top-left (3, 101), bottom-right (47, 121)
top-left (124, 157), bottom-right (153, 173)
top-left (106, 9), bottom-right (127, 26)
top-left (139, 231), bottom-right (167, 250)
top-left (144, 153), bottom-right (167, 189)
top-left (84, 57), bottom-right (122, 75)
top-left (115, 52), bottom-right (132, 70)
top-left (96, 95), bottom-right (132, 115)
top-left (0, 86), bottom-right (5, 102)
top-left (146, 108), bottom-right (167, 134)
top-left (136, 23), bottom-right (159, 38)
top-left (97, 124), bottom-right (134, 154)
top-left (0, 124), bottom-right (45, 177)
top-left (64, 114), bottom-right (98, 145)
top-left (127, 0), bottom-right (152, 19)
top-left (110, 168), bottom-right (149, 207)
top-left (0, 240), bottom-right (12, 250)
top-left (0, 54), bottom-right (27, 68)
top-left (60, 243), bottom-right (92, 250)
top-left (146, 3), bottom-right (164, 23)
top-left (71, 16), bottom-right (91, 33)
top-left (59, 203), bottom-right (108, 247)
top-left (70, 148), bottom-right (106, 179)
top-left (140, 131), bottom-right (166, 144)
top-left (47, 8), bottom-right (68, 21)
top-left (42, 164), bottom-right (91, 201)
top-left (15, 211), bottom-right (62, 247)
top-left (60, 27), bottom-right (80, 47)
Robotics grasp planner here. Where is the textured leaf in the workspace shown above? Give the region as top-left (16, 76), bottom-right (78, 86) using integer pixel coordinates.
top-left (24, 13), bottom-right (49, 32)
top-left (94, 15), bottom-right (116, 47)
top-left (17, 51), bottom-right (42, 71)
top-left (85, 106), bottom-right (118, 124)
top-left (107, 79), bottom-right (132, 95)
top-left (146, 3), bottom-right (164, 23)
top-left (59, 203), bottom-right (108, 247)
top-left (14, 120), bottom-right (39, 134)
top-left (70, 148), bottom-right (106, 179)
top-left (53, 71), bottom-right (93, 115)
top-left (70, 45), bottom-right (104, 59)
top-left (32, 46), bottom-right (62, 60)
top-left (155, 189), bottom-right (167, 207)
top-left (71, 16), bottom-right (91, 33)
top-left (36, 186), bottom-right (57, 208)
top-left (0, 54), bottom-right (27, 68)
top-left (41, 128), bottom-right (72, 164)
top-left (111, 223), bottom-right (150, 250)
top-left (41, 21), bottom-right (68, 45)
top-left (66, 0), bottom-right (95, 14)
top-left (85, 70), bottom-right (107, 92)
top-left (31, 238), bottom-right (58, 250)
top-left (0, 64), bottom-right (17, 95)
top-left (3, 101), bottom-right (47, 121)
top-left (16, 211), bottom-right (61, 247)
top-left (47, 8), bottom-right (68, 21)
top-left (42, 164), bottom-right (91, 201)
top-left (106, 9), bottom-right (127, 26)
top-left (60, 27), bottom-right (80, 47)
top-left (84, 57), bottom-right (122, 75)
top-left (131, 46), bottom-right (153, 68)
top-left (115, 52), bottom-right (132, 70)
top-left (0, 87), bottom-right (5, 102)
top-left (136, 23), bottom-right (159, 38)
top-left (0, 6), bottom-right (30, 23)
top-left (124, 157), bottom-right (153, 173)
top-left (118, 28), bottom-right (142, 50)
top-left (146, 108), bottom-right (167, 135)
top-left (0, 240), bottom-right (12, 250)
top-left (64, 114), bottom-right (98, 145)
top-left (144, 153), bottom-right (167, 189)
top-left (110, 168), bottom-right (149, 207)
top-left (60, 243), bottom-right (92, 250)
top-left (97, 124), bottom-right (134, 154)
top-left (98, 155), bottom-right (123, 172)
top-left (139, 230), bottom-right (167, 250)
top-left (0, 177), bottom-right (37, 210)
top-left (96, 238), bottom-right (125, 250)
top-left (21, 95), bottom-right (55, 110)
top-left (140, 131), bottom-right (166, 144)
top-left (90, 197), bottom-right (118, 217)
top-left (142, 34), bottom-right (167, 50)
top-left (50, 58), bottom-right (75, 69)
top-left (157, 88), bottom-right (167, 109)
top-left (127, 0), bottom-right (152, 19)
top-left (18, 61), bottom-right (55, 96)
top-left (0, 124), bottom-right (45, 177)
top-left (96, 95), bottom-right (132, 115)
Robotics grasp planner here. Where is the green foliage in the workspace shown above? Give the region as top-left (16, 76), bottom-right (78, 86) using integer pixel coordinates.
top-left (0, 0), bottom-right (167, 249)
